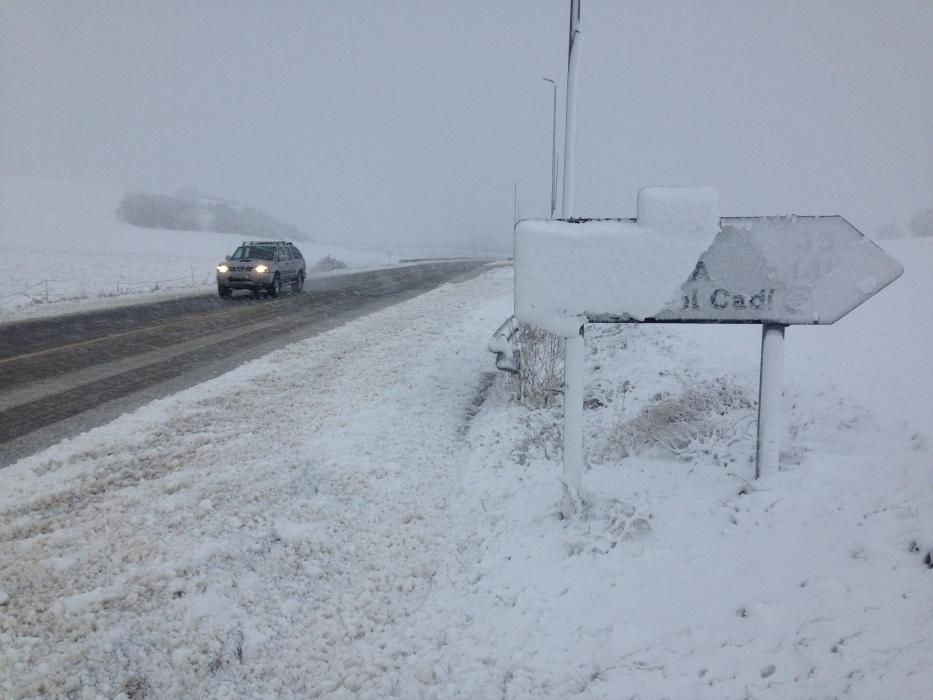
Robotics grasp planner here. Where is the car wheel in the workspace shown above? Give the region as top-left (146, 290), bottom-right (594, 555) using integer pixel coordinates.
top-left (218, 284), bottom-right (232, 298)
top-left (292, 270), bottom-right (305, 293)
top-left (268, 273), bottom-right (282, 298)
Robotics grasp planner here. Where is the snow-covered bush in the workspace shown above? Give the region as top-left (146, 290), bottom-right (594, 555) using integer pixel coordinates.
top-left (517, 323), bottom-right (564, 407)
top-left (606, 375), bottom-right (754, 458)
top-left (313, 255), bottom-right (348, 271)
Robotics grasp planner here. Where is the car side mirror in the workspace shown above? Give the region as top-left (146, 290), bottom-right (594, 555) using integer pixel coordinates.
top-left (225, 255), bottom-right (231, 261)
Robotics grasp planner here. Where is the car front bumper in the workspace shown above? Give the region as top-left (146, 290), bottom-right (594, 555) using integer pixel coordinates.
top-left (217, 271), bottom-right (274, 290)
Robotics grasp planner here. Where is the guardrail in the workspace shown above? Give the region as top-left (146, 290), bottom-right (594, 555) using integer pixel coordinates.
top-left (488, 315), bottom-right (520, 374)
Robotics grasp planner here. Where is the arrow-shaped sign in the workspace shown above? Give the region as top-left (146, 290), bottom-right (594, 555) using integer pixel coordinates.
top-left (646, 215), bottom-right (904, 325)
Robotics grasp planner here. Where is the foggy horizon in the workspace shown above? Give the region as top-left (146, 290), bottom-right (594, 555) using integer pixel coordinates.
top-left (2, 0), bottom-right (931, 251)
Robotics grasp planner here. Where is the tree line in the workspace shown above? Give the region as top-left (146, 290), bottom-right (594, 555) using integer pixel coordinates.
top-left (116, 190), bottom-right (308, 240)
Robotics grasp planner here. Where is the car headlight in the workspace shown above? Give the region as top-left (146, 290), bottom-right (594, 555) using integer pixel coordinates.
top-left (217, 264), bottom-right (229, 273)
top-left (255, 264), bottom-right (269, 273)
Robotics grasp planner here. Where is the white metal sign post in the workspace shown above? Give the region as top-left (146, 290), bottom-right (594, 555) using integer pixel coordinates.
top-left (515, 212), bottom-right (904, 502)
top-left (562, 324), bottom-right (585, 495)
top-left (755, 324), bottom-right (785, 478)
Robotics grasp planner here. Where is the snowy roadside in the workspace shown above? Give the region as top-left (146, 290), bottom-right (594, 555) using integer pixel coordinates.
top-left (0, 266), bottom-right (514, 698)
top-left (398, 239), bottom-right (933, 698)
top-left (407, 320), bottom-right (932, 699)
top-left (2, 238), bottom-right (931, 699)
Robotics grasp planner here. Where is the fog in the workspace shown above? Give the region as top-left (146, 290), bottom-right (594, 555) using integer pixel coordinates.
top-left (2, 0), bottom-right (931, 252)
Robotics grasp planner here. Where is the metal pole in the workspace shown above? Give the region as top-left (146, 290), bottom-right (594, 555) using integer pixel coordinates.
top-left (543, 77), bottom-right (558, 220)
top-left (561, 0), bottom-right (582, 218)
top-left (755, 323), bottom-right (786, 478)
top-left (563, 325), bottom-right (585, 494)
top-left (560, 0), bottom-right (584, 514)
top-left (513, 182), bottom-right (520, 228)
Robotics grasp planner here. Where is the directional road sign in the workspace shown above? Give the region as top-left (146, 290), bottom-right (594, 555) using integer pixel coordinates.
top-left (627, 215), bottom-right (902, 325)
top-left (516, 210), bottom-right (904, 486)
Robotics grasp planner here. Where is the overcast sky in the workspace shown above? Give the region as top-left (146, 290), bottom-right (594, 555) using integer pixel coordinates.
top-left (2, 0), bottom-right (931, 252)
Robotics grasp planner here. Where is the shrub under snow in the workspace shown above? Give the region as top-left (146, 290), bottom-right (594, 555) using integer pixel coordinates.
top-left (605, 375), bottom-right (755, 459)
top-left (312, 255), bottom-right (348, 272)
top-left (516, 323), bottom-right (564, 407)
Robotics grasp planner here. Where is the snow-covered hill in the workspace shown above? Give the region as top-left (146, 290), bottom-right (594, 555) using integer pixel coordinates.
top-left (0, 230), bottom-right (929, 697)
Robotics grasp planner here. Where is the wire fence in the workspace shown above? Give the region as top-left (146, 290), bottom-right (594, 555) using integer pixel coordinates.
top-left (0, 267), bottom-right (216, 308)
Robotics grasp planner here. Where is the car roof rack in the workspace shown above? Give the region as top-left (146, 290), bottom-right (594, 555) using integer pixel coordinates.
top-left (242, 240), bottom-right (294, 246)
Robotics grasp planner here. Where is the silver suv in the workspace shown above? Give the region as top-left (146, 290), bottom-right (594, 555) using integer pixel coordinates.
top-left (216, 241), bottom-right (305, 298)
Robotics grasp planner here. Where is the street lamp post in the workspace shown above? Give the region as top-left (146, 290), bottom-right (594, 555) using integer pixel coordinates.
top-left (542, 77), bottom-right (558, 219)
top-left (513, 181), bottom-right (520, 228)
top-left (562, 0), bottom-right (582, 218)
top-left (561, 0), bottom-right (584, 514)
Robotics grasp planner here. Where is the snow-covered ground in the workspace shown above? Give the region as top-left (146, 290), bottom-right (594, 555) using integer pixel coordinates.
top-left (0, 219), bottom-right (930, 697)
top-left (0, 176), bottom-right (494, 322)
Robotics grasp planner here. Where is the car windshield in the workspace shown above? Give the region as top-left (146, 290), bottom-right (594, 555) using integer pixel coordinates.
top-left (231, 246), bottom-right (274, 260)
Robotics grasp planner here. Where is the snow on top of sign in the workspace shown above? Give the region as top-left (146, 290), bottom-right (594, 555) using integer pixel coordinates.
top-left (637, 186), bottom-right (719, 230)
top-left (515, 187), bottom-right (719, 334)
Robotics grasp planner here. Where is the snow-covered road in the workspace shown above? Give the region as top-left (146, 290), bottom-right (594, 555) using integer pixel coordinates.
top-left (1, 266), bottom-right (514, 698)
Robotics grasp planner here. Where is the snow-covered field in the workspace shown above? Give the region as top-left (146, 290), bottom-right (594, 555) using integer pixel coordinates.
top-left (0, 176), bottom-right (495, 322)
top-left (0, 210), bottom-right (930, 698)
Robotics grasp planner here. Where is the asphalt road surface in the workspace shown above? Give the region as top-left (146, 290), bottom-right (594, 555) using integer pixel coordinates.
top-left (0, 260), bottom-right (492, 466)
